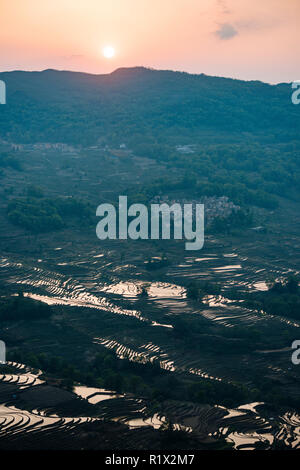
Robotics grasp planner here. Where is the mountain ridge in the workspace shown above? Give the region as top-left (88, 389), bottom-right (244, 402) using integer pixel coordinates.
top-left (0, 66), bottom-right (291, 86)
top-left (0, 66), bottom-right (298, 145)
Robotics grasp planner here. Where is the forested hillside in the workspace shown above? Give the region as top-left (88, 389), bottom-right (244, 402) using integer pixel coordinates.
top-left (0, 67), bottom-right (298, 145)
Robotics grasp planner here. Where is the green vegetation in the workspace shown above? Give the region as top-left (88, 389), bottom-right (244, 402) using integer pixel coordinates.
top-left (1, 68), bottom-right (299, 145)
top-left (6, 190), bottom-right (92, 233)
top-left (0, 68), bottom-right (299, 448)
top-left (26, 185), bottom-right (44, 198)
top-left (246, 277), bottom-right (300, 320)
top-left (0, 294), bottom-right (52, 321)
top-left (0, 152), bottom-right (22, 171)
top-left (7, 198), bottom-right (64, 231)
top-left (10, 347), bottom-right (257, 409)
top-left (145, 256), bottom-right (170, 271)
top-left (186, 280), bottom-right (221, 301)
top-left (209, 208), bottom-right (253, 233)
top-left (1, 69), bottom-right (299, 212)
top-left (126, 139), bottom-right (299, 210)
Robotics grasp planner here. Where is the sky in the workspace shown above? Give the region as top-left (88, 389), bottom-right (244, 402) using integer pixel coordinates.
top-left (0, 0), bottom-right (299, 83)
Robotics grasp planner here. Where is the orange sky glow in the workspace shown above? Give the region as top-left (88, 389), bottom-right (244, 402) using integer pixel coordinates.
top-left (0, 0), bottom-right (299, 83)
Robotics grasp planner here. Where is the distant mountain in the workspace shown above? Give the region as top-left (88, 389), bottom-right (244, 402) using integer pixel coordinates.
top-left (0, 67), bottom-right (298, 145)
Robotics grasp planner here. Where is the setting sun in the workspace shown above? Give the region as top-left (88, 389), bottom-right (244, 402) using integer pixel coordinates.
top-left (102, 46), bottom-right (115, 59)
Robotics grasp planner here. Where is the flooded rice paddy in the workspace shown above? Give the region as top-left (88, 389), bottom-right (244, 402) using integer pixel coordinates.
top-left (0, 241), bottom-right (299, 448)
top-left (0, 364), bottom-right (299, 449)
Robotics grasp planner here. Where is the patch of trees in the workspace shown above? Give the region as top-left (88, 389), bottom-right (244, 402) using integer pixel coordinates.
top-left (126, 139), bottom-right (300, 210)
top-left (0, 152), bottom-right (22, 171)
top-left (145, 256), bottom-right (170, 271)
top-left (7, 197), bottom-right (64, 232)
top-left (2, 68), bottom-right (299, 147)
top-left (0, 295), bottom-right (52, 321)
top-left (246, 277), bottom-right (300, 320)
top-left (209, 208), bottom-right (253, 234)
top-left (6, 189), bottom-right (92, 233)
top-left (1, 69), bottom-right (299, 211)
top-left (9, 346), bottom-right (257, 409)
top-left (186, 281), bottom-right (221, 302)
top-left (9, 348), bottom-right (167, 398)
top-left (26, 185), bottom-right (44, 198)
top-left (187, 380), bottom-right (252, 409)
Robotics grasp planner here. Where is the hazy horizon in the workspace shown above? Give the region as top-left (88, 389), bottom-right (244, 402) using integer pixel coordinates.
top-left (0, 65), bottom-right (293, 86)
top-left (1, 0), bottom-right (299, 84)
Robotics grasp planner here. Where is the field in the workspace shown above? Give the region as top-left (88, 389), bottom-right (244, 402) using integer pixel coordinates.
top-left (0, 139), bottom-right (299, 450)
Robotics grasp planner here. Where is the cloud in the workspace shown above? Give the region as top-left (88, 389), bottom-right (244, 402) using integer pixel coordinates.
top-left (216, 0), bottom-right (231, 15)
top-left (215, 23), bottom-right (238, 40)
